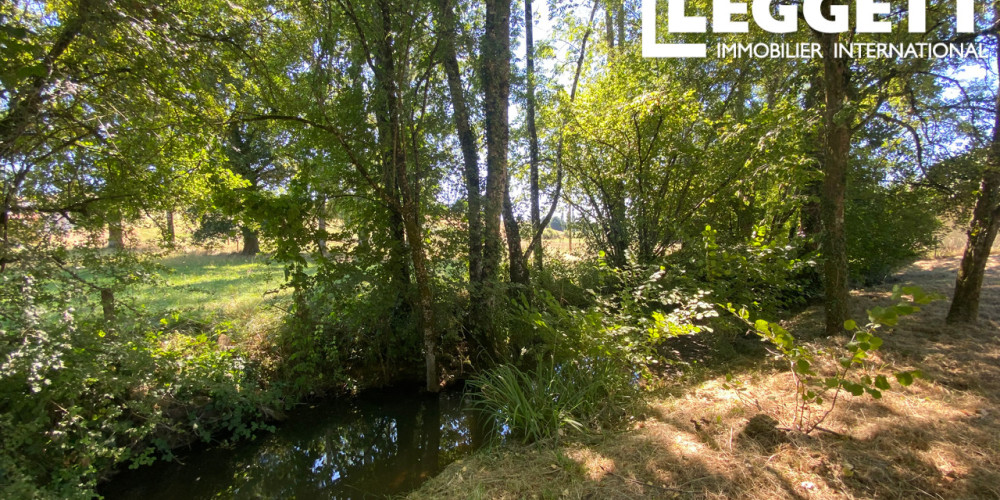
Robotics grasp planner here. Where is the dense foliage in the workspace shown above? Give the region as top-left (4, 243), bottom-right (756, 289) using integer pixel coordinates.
top-left (1, 0), bottom-right (997, 497)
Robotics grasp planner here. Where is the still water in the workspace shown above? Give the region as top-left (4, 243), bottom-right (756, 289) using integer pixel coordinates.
top-left (100, 387), bottom-right (488, 499)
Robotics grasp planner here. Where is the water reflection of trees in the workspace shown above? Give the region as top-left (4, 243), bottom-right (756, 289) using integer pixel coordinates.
top-left (211, 392), bottom-right (481, 498)
top-left (102, 391), bottom-right (488, 499)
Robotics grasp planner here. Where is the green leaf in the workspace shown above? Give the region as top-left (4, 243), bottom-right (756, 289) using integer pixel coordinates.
top-left (754, 319), bottom-right (769, 334)
top-left (795, 358), bottom-right (812, 375)
top-left (842, 381), bottom-right (864, 396)
top-left (895, 371), bottom-right (914, 386)
top-left (844, 319), bottom-right (857, 330)
top-left (868, 336), bottom-right (883, 349)
top-left (868, 306), bottom-right (899, 326)
top-left (874, 375), bottom-right (891, 390)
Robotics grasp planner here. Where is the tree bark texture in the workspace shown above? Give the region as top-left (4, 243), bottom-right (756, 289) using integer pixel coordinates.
top-left (818, 25), bottom-right (851, 336)
top-left (438, 0), bottom-right (483, 286)
top-left (482, 0), bottom-right (511, 286)
top-left (526, 0), bottom-right (543, 272)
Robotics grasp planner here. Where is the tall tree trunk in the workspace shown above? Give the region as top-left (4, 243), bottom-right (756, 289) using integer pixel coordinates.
top-left (374, 0), bottom-right (438, 391)
top-left (239, 225), bottom-right (260, 256)
top-left (438, 0), bottom-right (482, 286)
top-left (817, 25), bottom-right (852, 336)
top-left (520, 2), bottom-right (595, 267)
top-left (482, 0), bottom-right (511, 286)
top-left (373, 6), bottom-right (412, 296)
top-left (615, 0), bottom-right (625, 49)
top-left (526, 0), bottom-right (542, 273)
top-left (480, 0), bottom-right (527, 287)
top-left (403, 209), bottom-right (438, 392)
top-left (948, 45), bottom-right (1000, 324)
top-left (438, 0), bottom-right (492, 355)
top-left (800, 69), bottom-right (824, 253)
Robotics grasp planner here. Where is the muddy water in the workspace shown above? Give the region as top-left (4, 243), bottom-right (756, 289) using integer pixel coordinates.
top-left (100, 388), bottom-right (489, 499)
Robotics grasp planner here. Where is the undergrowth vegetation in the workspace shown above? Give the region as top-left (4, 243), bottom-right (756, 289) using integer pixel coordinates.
top-left (0, 251), bottom-right (285, 498)
top-left (412, 258), bottom-right (1000, 500)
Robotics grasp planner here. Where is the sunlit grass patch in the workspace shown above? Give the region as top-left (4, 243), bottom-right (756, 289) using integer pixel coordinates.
top-left (121, 253), bottom-right (291, 347)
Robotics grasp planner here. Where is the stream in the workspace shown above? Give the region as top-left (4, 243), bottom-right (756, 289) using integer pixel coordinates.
top-left (99, 387), bottom-right (489, 499)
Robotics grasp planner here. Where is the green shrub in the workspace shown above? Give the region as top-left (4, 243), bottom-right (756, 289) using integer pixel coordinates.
top-left (846, 184), bottom-right (940, 285)
top-left (667, 224), bottom-right (820, 317)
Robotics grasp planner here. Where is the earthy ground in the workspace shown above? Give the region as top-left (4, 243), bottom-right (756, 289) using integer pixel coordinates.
top-left (410, 256), bottom-right (1000, 499)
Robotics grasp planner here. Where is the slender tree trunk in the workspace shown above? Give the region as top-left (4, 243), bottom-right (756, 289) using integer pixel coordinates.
top-left (239, 225), bottom-right (260, 256)
top-left (568, 206), bottom-right (573, 253)
top-left (521, 2), bottom-right (595, 266)
top-left (604, 1), bottom-right (615, 49)
top-left (503, 185), bottom-right (528, 284)
top-left (165, 211), bottom-right (176, 246)
top-left (615, 0), bottom-right (625, 49)
top-left (438, 0), bottom-right (483, 286)
top-left (403, 211), bottom-right (438, 392)
top-left (800, 70), bottom-right (824, 253)
top-left (526, 0), bottom-right (542, 273)
top-left (480, 0), bottom-right (527, 287)
top-left (817, 25), bottom-right (852, 336)
top-left (100, 288), bottom-right (115, 322)
top-left (373, 9), bottom-right (412, 295)
top-left (948, 45), bottom-right (1000, 324)
top-left (375, 0), bottom-right (438, 391)
top-left (438, 0), bottom-right (494, 356)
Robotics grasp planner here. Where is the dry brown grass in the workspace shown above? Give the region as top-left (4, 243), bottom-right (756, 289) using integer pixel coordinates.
top-left (410, 256), bottom-right (1000, 499)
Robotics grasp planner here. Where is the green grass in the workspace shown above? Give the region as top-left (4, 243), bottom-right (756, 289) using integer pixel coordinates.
top-left (123, 253), bottom-right (292, 342)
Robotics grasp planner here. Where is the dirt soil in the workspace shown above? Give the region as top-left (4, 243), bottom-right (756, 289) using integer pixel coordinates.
top-left (410, 256), bottom-right (1000, 499)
